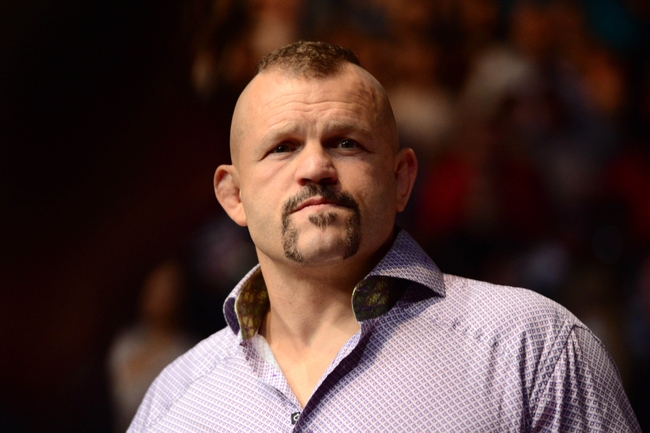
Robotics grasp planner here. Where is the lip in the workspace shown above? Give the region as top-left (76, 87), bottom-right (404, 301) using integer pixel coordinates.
top-left (293, 197), bottom-right (340, 213)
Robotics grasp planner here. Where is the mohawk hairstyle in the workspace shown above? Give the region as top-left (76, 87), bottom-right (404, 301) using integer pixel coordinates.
top-left (257, 41), bottom-right (361, 79)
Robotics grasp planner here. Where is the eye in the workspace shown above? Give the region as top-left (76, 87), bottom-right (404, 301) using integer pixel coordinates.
top-left (336, 139), bottom-right (358, 149)
top-left (271, 143), bottom-right (292, 153)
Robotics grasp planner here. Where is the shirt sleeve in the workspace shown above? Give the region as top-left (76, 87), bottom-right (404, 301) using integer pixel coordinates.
top-left (126, 378), bottom-right (159, 433)
top-left (530, 325), bottom-right (641, 432)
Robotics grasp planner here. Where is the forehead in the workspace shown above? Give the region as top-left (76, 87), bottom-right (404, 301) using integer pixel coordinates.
top-left (231, 64), bottom-right (392, 157)
top-left (260, 65), bottom-right (378, 105)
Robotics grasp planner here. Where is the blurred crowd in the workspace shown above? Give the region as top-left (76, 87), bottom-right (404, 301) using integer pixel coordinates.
top-left (109, 0), bottom-right (650, 429)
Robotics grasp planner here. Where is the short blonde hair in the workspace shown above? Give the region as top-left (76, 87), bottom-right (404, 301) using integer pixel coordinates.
top-left (257, 41), bottom-right (361, 79)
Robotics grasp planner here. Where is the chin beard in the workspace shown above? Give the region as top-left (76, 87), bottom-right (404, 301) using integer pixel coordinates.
top-left (309, 211), bottom-right (336, 230)
top-left (281, 185), bottom-right (361, 264)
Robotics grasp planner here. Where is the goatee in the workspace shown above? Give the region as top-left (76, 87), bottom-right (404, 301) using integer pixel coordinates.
top-left (281, 184), bottom-right (361, 263)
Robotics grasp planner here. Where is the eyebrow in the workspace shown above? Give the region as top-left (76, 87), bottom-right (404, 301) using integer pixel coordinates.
top-left (262, 120), bottom-right (373, 144)
top-left (322, 120), bottom-right (373, 137)
top-left (261, 124), bottom-right (304, 146)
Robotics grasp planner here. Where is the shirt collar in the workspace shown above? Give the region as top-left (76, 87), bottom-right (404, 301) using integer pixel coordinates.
top-left (223, 229), bottom-right (445, 339)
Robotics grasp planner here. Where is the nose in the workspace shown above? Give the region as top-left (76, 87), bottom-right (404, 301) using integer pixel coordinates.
top-left (294, 142), bottom-right (338, 186)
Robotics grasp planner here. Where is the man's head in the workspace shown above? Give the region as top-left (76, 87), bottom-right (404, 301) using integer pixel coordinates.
top-left (215, 41), bottom-right (417, 271)
top-left (229, 42), bottom-right (373, 164)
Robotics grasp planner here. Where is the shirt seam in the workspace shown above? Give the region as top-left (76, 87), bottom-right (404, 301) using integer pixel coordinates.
top-left (385, 303), bottom-right (506, 353)
top-left (528, 322), bottom-right (585, 422)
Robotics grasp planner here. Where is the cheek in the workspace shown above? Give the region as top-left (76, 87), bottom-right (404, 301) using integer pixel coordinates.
top-left (352, 165), bottom-right (397, 219)
top-left (239, 177), bottom-right (286, 238)
top-left (360, 162), bottom-right (396, 197)
top-left (240, 169), bottom-right (281, 209)
top-left (239, 188), bottom-right (267, 236)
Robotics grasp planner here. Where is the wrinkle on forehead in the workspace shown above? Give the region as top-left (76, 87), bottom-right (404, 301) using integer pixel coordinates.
top-left (229, 64), bottom-right (398, 166)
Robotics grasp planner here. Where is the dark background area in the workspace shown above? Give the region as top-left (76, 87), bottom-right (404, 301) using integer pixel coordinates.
top-left (1, 1), bottom-right (231, 430)
top-left (1, 0), bottom-right (649, 431)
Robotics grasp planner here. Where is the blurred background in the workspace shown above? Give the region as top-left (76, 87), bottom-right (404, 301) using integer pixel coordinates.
top-left (1, 0), bottom-right (649, 431)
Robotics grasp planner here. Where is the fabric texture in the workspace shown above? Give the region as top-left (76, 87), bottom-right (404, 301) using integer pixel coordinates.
top-left (128, 230), bottom-right (640, 432)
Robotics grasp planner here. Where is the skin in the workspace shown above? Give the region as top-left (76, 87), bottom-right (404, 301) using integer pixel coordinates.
top-left (214, 62), bottom-right (417, 407)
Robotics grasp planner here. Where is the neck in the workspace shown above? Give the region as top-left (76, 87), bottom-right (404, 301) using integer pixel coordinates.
top-left (255, 231), bottom-right (394, 344)
top-left (253, 239), bottom-right (393, 408)
top-left (257, 256), bottom-right (367, 346)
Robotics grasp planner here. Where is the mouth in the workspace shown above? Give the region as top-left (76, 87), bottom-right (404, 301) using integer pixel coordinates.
top-left (292, 197), bottom-right (342, 213)
top-left (282, 184), bottom-right (359, 220)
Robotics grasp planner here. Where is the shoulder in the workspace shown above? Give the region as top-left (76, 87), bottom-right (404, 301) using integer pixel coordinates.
top-left (398, 273), bottom-right (589, 359)
top-left (127, 327), bottom-right (239, 432)
top-left (442, 273), bottom-right (579, 327)
top-left (444, 274), bottom-right (581, 328)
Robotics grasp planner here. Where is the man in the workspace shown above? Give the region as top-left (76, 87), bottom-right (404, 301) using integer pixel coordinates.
top-left (129, 42), bottom-right (640, 432)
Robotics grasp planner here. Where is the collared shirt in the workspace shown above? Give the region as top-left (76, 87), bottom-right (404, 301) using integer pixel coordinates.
top-left (129, 230), bottom-right (640, 432)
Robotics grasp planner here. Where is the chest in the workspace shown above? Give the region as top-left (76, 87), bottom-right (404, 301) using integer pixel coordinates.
top-left (150, 329), bottom-right (527, 432)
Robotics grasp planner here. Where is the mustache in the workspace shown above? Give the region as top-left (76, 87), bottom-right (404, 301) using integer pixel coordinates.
top-left (281, 184), bottom-right (359, 218)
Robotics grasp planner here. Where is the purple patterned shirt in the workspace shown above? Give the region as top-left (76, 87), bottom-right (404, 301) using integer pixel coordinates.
top-left (129, 230), bottom-right (640, 432)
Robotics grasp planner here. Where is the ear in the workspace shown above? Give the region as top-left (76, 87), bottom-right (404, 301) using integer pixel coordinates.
top-left (214, 164), bottom-right (247, 226)
top-left (394, 148), bottom-right (418, 212)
